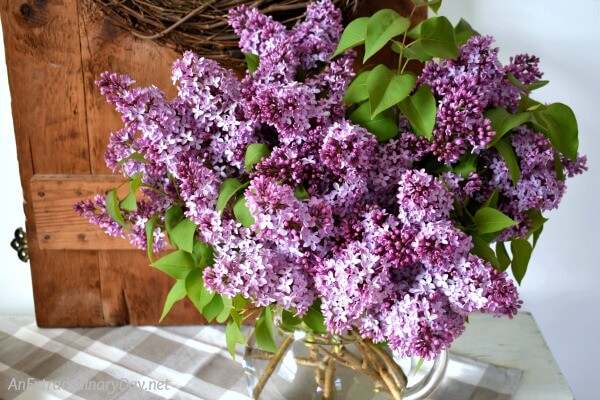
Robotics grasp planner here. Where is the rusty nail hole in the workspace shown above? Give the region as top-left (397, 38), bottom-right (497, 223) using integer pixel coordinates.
top-left (43, 235), bottom-right (51, 240)
top-left (76, 191), bottom-right (83, 196)
top-left (20, 3), bottom-right (34, 18)
top-left (78, 234), bottom-right (86, 241)
top-left (37, 191), bottom-right (45, 197)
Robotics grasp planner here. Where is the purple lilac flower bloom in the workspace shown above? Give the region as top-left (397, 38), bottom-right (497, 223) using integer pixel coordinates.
top-left (77, 0), bottom-right (591, 361)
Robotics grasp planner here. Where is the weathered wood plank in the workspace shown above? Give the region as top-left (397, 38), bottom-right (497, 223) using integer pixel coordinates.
top-left (78, 1), bottom-right (180, 175)
top-left (30, 174), bottom-right (134, 250)
top-left (1, 0), bottom-right (106, 327)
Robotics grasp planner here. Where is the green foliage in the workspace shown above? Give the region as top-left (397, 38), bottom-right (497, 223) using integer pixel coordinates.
top-left (302, 303), bottom-right (327, 333)
top-left (226, 318), bottom-right (247, 358)
top-left (164, 206), bottom-right (184, 232)
top-left (244, 53), bottom-right (260, 75)
top-left (332, 17), bottom-right (369, 57)
top-left (453, 154), bottom-right (478, 179)
top-left (120, 174), bottom-right (142, 212)
top-left (511, 238), bottom-right (532, 284)
top-left (553, 153), bottom-right (565, 181)
top-left (367, 65), bottom-right (415, 118)
top-left (160, 280), bottom-right (186, 323)
top-left (216, 296), bottom-right (233, 323)
top-left (506, 72), bottom-right (549, 92)
top-left (535, 103), bottom-right (579, 161)
top-left (193, 240), bottom-right (214, 267)
top-left (152, 250), bottom-right (195, 279)
top-left (484, 107), bottom-right (531, 146)
top-left (233, 196), bottom-right (255, 228)
top-left (117, 152), bottom-right (147, 165)
top-left (203, 294), bottom-right (225, 322)
top-left (454, 19), bottom-right (479, 45)
top-left (343, 71), bottom-right (370, 105)
top-left (185, 268), bottom-right (204, 312)
top-left (494, 137), bottom-right (521, 185)
top-left (470, 236), bottom-right (500, 269)
top-left (145, 215), bottom-right (158, 261)
top-left (170, 218), bottom-right (197, 253)
top-left (420, 16), bottom-right (459, 59)
top-left (255, 307), bottom-right (278, 353)
top-left (496, 241), bottom-right (511, 272)
top-left (105, 189), bottom-right (128, 230)
top-left (294, 185), bottom-right (310, 200)
top-left (398, 84), bottom-right (437, 139)
top-left (217, 178), bottom-right (247, 212)
top-left (399, 41), bottom-right (433, 62)
top-left (349, 102), bottom-right (398, 141)
top-left (411, 0), bottom-right (442, 13)
top-left (364, 9), bottom-right (410, 62)
top-left (245, 143), bottom-right (271, 172)
top-left (282, 309), bottom-right (302, 327)
top-left (474, 207), bottom-right (517, 235)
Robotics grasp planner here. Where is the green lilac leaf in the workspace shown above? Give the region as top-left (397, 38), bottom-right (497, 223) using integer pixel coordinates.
top-left (245, 143), bottom-right (271, 172)
top-left (553, 153), bottom-right (565, 181)
top-left (401, 40), bottom-right (433, 62)
top-left (217, 296), bottom-right (233, 323)
top-left (332, 17), bottom-right (369, 58)
top-left (203, 294), bottom-right (224, 322)
top-left (159, 280), bottom-right (186, 323)
top-left (470, 236), bottom-right (500, 269)
top-left (482, 189), bottom-right (500, 209)
top-left (170, 218), bottom-right (197, 253)
top-left (411, 0), bottom-right (442, 13)
top-left (244, 53), bottom-right (260, 75)
top-left (164, 206), bottom-right (184, 233)
top-left (420, 16), bottom-right (459, 59)
top-left (145, 214), bottom-right (158, 262)
top-left (506, 72), bottom-right (549, 92)
top-left (398, 84), bottom-right (436, 139)
top-left (226, 318), bottom-right (247, 359)
top-left (233, 195), bottom-right (255, 228)
top-left (343, 71), bottom-right (370, 105)
top-left (511, 238), bottom-right (532, 285)
top-left (294, 185), bottom-right (310, 200)
top-left (364, 9), bottom-right (410, 62)
top-left (349, 102), bottom-right (398, 141)
top-left (474, 207), bottom-right (517, 235)
top-left (152, 250), bottom-right (195, 280)
top-left (216, 178), bottom-right (245, 212)
top-left (256, 307), bottom-right (278, 353)
top-left (282, 309), bottom-right (302, 326)
top-left (494, 137), bottom-right (521, 185)
top-left (302, 305), bottom-right (327, 333)
top-left (118, 152), bottom-right (147, 165)
top-left (485, 107), bottom-right (531, 146)
top-left (185, 268), bottom-right (204, 313)
top-left (367, 65), bottom-right (415, 118)
top-left (199, 285), bottom-right (216, 310)
top-left (454, 18), bottom-right (479, 45)
top-left (452, 154), bottom-right (478, 179)
top-left (105, 189), bottom-right (128, 230)
top-left (193, 240), bottom-right (214, 267)
top-left (538, 103), bottom-right (579, 161)
top-left (496, 242), bottom-right (511, 272)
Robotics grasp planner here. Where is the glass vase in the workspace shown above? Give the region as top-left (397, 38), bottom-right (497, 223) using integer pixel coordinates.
top-left (242, 328), bottom-right (448, 400)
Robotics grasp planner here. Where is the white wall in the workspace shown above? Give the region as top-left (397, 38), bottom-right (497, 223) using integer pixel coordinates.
top-left (441, 2), bottom-right (600, 400)
top-left (0, 20), bottom-right (35, 315)
top-left (1, 2), bottom-right (599, 399)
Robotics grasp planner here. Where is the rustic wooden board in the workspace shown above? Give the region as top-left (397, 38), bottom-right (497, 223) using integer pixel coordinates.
top-left (30, 174), bottom-right (132, 251)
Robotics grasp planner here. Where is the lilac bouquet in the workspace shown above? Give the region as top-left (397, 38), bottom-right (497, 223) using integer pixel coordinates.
top-left (76, 0), bottom-right (586, 397)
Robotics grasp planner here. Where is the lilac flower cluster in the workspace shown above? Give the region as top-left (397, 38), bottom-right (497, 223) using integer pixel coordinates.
top-left (76, 0), bottom-right (586, 360)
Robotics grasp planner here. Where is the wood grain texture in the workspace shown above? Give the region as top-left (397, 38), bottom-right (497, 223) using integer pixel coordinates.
top-left (0, 0), bottom-right (105, 327)
top-left (30, 174), bottom-right (133, 250)
top-left (78, 1), bottom-right (179, 175)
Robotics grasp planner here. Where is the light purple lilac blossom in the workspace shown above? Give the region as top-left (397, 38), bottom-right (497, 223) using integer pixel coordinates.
top-left (75, 0), bottom-right (586, 361)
